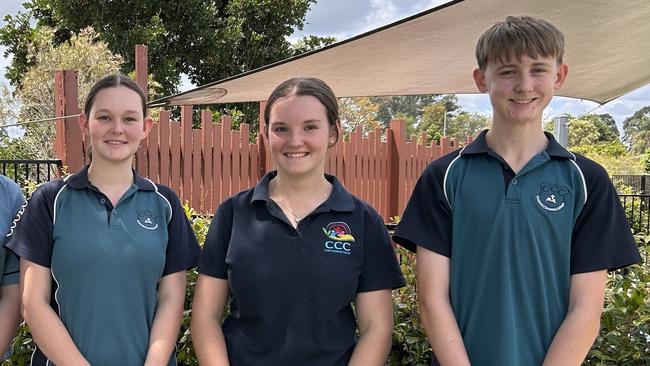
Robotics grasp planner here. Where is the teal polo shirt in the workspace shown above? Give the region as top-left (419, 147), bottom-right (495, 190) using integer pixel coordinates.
top-left (198, 171), bottom-right (405, 365)
top-left (6, 167), bottom-right (200, 366)
top-left (1, 174), bottom-right (23, 287)
top-left (394, 131), bottom-right (641, 365)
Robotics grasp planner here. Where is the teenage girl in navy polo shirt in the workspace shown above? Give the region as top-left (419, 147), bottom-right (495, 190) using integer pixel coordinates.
top-left (192, 77), bottom-right (405, 365)
top-left (6, 74), bottom-right (200, 365)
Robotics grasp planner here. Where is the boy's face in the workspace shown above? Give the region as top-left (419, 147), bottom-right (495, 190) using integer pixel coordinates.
top-left (473, 54), bottom-right (568, 126)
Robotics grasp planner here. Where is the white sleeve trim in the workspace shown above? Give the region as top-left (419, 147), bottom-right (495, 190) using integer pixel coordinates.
top-left (442, 146), bottom-right (466, 209)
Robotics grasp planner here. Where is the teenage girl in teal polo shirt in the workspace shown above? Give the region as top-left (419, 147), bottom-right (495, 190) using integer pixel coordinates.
top-left (6, 74), bottom-right (200, 366)
top-left (192, 77), bottom-right (404, 365)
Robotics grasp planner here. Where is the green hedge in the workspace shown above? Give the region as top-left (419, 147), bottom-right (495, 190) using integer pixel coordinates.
top-left (4, 211), bottom-right (648, 365)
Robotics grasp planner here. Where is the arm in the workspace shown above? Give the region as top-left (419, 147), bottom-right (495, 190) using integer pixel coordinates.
top-left (542, 270), bottom-right (607, 366)
top-left (20, 259), bottom-right (90, 365)
top-left (190, 274), bottom-right (230, 366)
top-left (348, 289), bottom-right (394, 366)
top-left (417, 246), bottom-right (471, 366)
top-left (0, 284), bottom-right (21, 353)
top-left (144, 271), bottom-right (187, 366)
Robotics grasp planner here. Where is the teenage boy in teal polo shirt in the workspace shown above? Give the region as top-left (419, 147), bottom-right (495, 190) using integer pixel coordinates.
top-left (0, 174), bottom-right (23, 360)
top-left (393, 16), bottom-right (641, 365)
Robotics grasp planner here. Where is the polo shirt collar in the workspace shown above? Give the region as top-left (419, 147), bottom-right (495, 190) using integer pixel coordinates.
top-left (64, 165), bottom-right (155, 191)
top-left (251, 171), bottom-right (355, 212)
top-left (461, 129), bottom-right (574, 160)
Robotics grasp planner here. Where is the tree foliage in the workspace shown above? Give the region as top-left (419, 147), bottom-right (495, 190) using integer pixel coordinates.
top-left (1, 27), bottom-right (122, 159)
top-left (623, 106), bottom-right (650, 154)
top-left (1, 0), bottom-right (317, 96)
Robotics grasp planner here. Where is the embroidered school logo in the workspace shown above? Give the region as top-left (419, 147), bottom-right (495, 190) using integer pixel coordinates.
top-left (136, 209), bottom-right (159, 230)
top-left (536, 182), bottom-right (568, 212)
top-left (322, 222), bottom-right (355, 255)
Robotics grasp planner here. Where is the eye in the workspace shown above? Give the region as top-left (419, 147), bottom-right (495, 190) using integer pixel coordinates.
top-left (273, 126), bottom-right (287, 133)
top-left (305, 124), bottom-right (318, 131)
top-left (500, 70), bottom-right (515, 76)
top-left (124, 117), bottom-right (138, 123)
top-left (97, 115), bottom-right (111, 122)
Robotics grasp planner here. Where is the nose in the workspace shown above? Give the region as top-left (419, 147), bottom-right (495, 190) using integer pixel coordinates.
top-left (110, 120), bottom-right (126, 134)
top-left (287, 129), bottom-right (304, 147)
top-left (515, 73), bottom-right (534, 93)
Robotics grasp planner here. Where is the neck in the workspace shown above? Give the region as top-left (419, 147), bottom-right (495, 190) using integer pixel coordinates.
top-left (272, 170), bottom-right (330, 198)
top-left (486, 121), bottom-right (548, 173)
top-left (87, 160), bottom-right (134, 191)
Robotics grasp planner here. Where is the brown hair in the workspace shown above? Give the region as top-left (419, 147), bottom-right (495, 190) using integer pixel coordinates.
top-left (475, 16), bottom-right (565, 71)
top-left (263, 77), bottom-right (340, 145)
top-left (84, 73), bottom-right (147, 116)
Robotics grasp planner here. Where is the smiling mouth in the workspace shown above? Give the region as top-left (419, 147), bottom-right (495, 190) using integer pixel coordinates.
top-left (510, 98), bottom-right (538, 104)
top-left (284, 152), bottom-right (308, 158)
top-left (105, 140), bottom-right (128, 145)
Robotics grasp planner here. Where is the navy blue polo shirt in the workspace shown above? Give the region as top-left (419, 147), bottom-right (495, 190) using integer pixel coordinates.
top-left (394, 131), bottom-right (641, 366)
top-left (6, 166), bottom-right (200, 366)
top-left (198, 171), bottom-right (405, 365)
top-left (1, 175), bottom-right (23, 287)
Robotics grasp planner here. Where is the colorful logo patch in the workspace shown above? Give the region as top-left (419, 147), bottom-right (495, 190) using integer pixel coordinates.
top-left (323, 222), bottom-right (355, 255)
top-left (536, 182), bottom-right (568, 212)
top-left (136, 209), bottom-right (159, 230)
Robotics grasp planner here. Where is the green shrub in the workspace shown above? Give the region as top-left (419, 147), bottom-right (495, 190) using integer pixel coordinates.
top-left (389, 247), bottom-right (433, 365)
top-left (585, 234), bottom-right (650, 365)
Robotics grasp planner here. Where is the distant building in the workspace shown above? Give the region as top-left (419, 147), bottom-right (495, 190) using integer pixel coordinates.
top-left (554, 115), bottom-right (569, 147)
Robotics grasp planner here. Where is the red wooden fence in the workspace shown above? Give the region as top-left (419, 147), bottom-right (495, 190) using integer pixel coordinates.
top-left (53, 70), bottom-right (469, 219)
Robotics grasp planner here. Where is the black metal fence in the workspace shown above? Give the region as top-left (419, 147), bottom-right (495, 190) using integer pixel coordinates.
top-left (612, 174), bottom-right (650, 194)
top-left (0, 159), bottom-right (63, 195)
top-left (619, 194), bottom-right (650, 234)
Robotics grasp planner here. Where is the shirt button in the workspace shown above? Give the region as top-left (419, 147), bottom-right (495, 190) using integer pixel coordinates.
top-left (512, 178), bottom-right (518, 185)
top-left (100, 198), bottom-right (106, 204)
top-left (113, 210), bottom-right (117, 215)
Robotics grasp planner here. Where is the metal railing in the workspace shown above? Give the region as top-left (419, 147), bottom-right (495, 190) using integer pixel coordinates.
top-left (619, 194), bottom-right (650, 234)
top-left (0, 159), bottom-right (63, 195)
top-left (612, 174), bottom-right (650, 194)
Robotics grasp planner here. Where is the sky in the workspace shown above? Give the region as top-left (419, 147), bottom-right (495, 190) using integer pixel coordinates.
top-left (2, 0), bottom-right (649, 133)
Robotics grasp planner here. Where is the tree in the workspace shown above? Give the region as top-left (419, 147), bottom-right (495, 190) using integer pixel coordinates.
top-left (623, 106), bottom-right (650, 154)
top-left (338, 97), bottom-right (382, 136)
top-left (568, 117), bottom-right (600, 147)
top-left (2, 27), bottom-right (122, 159)
top-left (291, 35), bottom-right (337, 56)
top-left (370, 94), bottom-right (460, 127)
top-left (1, 0), bottom-right (316, 96)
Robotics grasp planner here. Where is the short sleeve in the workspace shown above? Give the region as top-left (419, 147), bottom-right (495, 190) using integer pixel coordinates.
top-left (570, 157), bottom-right (641, 273)
top-left (158, 186), bottom-right (201, 276)
top-left (1, 251), bottom-right (19, 286)
top-left (357, 205), bottom-right (405, 292)
top-left (197, 200), bottom-right (233, 279)
top-left (393, 160), bottom-right (453, 255)
top-left (5, 180), bottom-right (61, 267)
top-left (1, 178), bottom-right (24, 285)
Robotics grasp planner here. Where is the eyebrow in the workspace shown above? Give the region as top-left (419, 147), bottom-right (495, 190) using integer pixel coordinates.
top-left (94, 109), bottom-right (141, 115)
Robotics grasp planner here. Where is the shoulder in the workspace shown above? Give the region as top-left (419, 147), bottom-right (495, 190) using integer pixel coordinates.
top-left (31, 179), bottom-right (68, 203)
top-left (0, 174), bottom-right (21, 195)
top-left (426, 148), bottom-right (464, 179)
top-left (571, 153), bottom-right (610, 184)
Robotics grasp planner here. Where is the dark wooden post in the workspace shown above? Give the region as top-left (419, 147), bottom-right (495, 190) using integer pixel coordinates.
top-left (135, 45), bottom-right (148, 95)
top-left (258, 101), bottom-right (269, 178)
top-left (135, 45), bottom-right (148, 174)
top-left (54, 70), bottom-right (84, 174)
top-left (387, 119), bottom-right (406, 218)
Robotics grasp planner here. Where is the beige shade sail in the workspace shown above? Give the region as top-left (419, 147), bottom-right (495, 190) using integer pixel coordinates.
top-left (150, 0), bottom-right (650, 107)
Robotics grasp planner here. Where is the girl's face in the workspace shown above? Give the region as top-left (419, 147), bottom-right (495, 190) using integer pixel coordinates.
top-left (81, 86), bottom-right (152, 166)
top-left (267, 94), bottom-right (337, 179)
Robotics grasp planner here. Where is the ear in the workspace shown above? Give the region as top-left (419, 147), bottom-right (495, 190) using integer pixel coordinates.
top-left (554, 63), bottom-right (569, 91)
top-left (472, 68), bottom-right (488, 93)
top-left (329, 120), bottom-right (341, 147)
top-left (142, 116), bottom-right (154, 138)
top-left (79, 113), bottom-right (90, 134)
